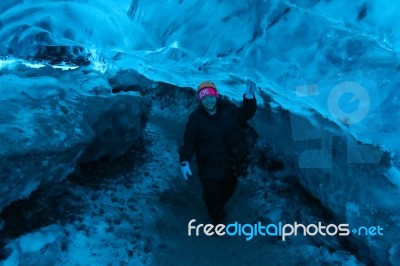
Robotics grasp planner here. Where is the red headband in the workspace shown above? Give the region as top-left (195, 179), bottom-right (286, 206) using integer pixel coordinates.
top-left (198, 87), bottom-right (218, 100)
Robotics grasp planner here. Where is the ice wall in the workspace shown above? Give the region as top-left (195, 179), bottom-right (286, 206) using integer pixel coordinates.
top-left (254, 91), bottom-right (400, 265)
top-left (0, 65), bottom-right (150, 213)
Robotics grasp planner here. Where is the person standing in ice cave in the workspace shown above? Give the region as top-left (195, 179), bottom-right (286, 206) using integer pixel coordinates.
top-left (179, 80), bottom-right (257, 224)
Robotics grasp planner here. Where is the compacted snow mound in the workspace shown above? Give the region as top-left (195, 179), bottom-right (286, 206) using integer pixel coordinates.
top-left (0, 67), bottom-right (150, 212)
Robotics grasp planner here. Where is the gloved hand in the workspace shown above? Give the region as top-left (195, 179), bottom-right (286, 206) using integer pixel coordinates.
top-left (245, 79), bottom-right (256, 99)
top-left (180, 161), bottom-right (192, 180)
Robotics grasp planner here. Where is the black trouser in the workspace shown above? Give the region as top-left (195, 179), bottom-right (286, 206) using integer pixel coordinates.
top-left (200, 176), bottom-right (238, 223)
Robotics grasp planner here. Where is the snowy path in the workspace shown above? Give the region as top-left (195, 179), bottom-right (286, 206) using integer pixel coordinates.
top-left (0, 112), bottom-right (363, 266)
top-left (146, 118), bottom-right (284, 266)
top-left (124, 114), bottom-right (362, 266)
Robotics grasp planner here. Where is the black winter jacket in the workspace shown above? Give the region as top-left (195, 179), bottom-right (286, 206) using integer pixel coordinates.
top-left (179, 96), bottom-right (257, 180)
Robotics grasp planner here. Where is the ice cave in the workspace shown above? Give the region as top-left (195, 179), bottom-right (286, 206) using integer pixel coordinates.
top-left (0, 0), bottom-right (399, 265)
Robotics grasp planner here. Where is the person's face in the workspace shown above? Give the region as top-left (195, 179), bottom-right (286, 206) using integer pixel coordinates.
top-left (200, 95), bottom-right (217, 112)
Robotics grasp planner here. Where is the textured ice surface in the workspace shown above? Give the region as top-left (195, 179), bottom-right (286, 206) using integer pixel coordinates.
top-left (0, 67), bottom-right (150, 212)
top-left (1, 0), bottom-right (399, 151)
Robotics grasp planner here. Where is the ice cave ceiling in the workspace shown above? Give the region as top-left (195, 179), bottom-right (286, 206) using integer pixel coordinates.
top-left (1, 0), bottom-right (399, 153)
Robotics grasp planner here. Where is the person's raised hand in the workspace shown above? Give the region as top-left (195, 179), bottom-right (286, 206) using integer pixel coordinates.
top-left (245, 79), bottom-right (256, 99)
